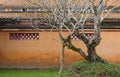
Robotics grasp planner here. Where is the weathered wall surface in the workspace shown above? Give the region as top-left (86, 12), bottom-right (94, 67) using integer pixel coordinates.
top-left (0, 30), bottom-right (120, 69)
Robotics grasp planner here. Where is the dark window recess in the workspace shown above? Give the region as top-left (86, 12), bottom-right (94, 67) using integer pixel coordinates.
top-left (22, 8), bottom-right (27, 12)
top-left (9, 33), bottom-right (39, 40)
top-left (71, 33), bottom-right (94, 40)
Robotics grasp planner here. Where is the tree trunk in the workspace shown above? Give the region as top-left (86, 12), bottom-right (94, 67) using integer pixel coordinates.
top-left (86, 45), bottom-right (106, 63)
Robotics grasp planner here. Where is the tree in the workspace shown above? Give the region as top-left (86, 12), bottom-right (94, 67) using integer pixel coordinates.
top-left (27, 0), bottom-right (119, 74)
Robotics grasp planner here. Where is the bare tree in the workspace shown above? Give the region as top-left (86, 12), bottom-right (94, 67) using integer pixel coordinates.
top-left (27, 0), bottom-right (119, 74)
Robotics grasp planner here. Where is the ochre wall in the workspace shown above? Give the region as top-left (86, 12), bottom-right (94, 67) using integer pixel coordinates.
top-left (0, 30), bottom-right (120, 69)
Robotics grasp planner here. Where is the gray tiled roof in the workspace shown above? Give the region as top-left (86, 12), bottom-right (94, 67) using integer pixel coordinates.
top-left (0, 0), bottom-right (119, 20)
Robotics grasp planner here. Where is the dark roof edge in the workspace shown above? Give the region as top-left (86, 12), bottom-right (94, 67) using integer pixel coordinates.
top-left (1, 29), bottom-right (120, 32)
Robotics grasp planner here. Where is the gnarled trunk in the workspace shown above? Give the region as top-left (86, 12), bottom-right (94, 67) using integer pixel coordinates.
top-left (59, 31), bottom-right (106, 63)
top-left (86, 45), bottom-right (105, 63)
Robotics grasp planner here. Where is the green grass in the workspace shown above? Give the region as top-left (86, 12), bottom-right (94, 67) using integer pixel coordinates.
top-left (0, 61), bottom-right (120, 77)
top-left (0, 69), bottom-right (59, 77)
top-left (61, 60), bottom-right (120, 77)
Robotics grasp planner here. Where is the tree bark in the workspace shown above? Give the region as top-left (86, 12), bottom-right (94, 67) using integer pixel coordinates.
top-left (86, 45), bottom-right (106, 63)
top-left (59, 30), bottom-right (106, 63)
top-left (59, 45), bottom-right (65, 75)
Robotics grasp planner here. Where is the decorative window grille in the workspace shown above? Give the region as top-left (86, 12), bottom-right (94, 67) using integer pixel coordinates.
top-left (71, 34), bottom-right (79, 40)
top-left (9, 33), bottom-right (39, 40)
top-left (71, 33), bottom-right (94, 41)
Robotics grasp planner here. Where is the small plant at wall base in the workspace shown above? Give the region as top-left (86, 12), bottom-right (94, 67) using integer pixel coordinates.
top-left (27, 0), bottom-right (120, 76)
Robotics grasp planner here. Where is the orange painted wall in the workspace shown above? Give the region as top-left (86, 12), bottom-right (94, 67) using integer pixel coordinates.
top-left (0, 30), bottom-right (120, 69)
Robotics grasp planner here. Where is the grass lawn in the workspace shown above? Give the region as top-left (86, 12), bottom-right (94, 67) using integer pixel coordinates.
top-left (1, 61), bottom-right (120, 77)
top-left (0, 69), bottom-right (60, 77)
top-left (61, 60), bottom-right (120, 77)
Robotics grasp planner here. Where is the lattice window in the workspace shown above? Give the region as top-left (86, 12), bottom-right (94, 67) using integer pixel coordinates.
top-left (71, 34), bottom-right (79, 40)
top-left (27, 8), bottom-right (38, 12)
top-left (9, 33), bottom-right (39, 40)
top-left (0, 8), bottom-right (5, 12)
top-left (71, 33), bottom-right (94, 40)
top-left (11, 8), bottom-right (22, 12)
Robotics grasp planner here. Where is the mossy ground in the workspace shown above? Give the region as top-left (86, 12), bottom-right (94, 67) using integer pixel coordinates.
top-left (61, 60), bottom-right (120, 77)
